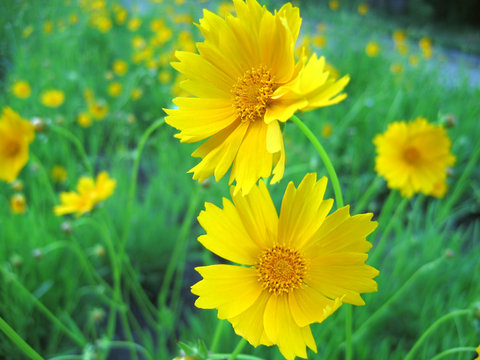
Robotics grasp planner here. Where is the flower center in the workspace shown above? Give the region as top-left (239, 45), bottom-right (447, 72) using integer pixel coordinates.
top-left (257, 245), bottom-right (307, 295)
top-left (403, 146), bottom-right (421, 163)
top-left (231, 66), bottom-right (275, 123)
top-left (3, 140), bottom-right (21, 157)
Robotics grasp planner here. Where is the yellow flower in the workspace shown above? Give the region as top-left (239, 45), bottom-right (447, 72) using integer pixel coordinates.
top-left (95, 16), bottom-right (112, 33)
top-left (128, 17), bottom-right (142, 31)
top-left (396, 42), bottom-right (408, 56)
top-left (329, 0), bottom-right (340, 11)
top-left (365, 41), bottom-right (380, 57)
top-left (69, 13), bottom-right (79, 24)
top-left (158, 70), bottom-right (172, 84)
top-left (12, 81), bottom-right (31, 99)
top-left (358, 3), bottom-right (368, 15)
top-left (132, 36), bottom-right (146, 49)
top-left (10, 193), bottom-right (27, 214)
top-left (173, 14), bottom-right (194, 24)
top-left (43, 21), bottom-right (53, 34)
top-left (409, 54), bottom-right (419, 66)
top-left (108, 82), bottom-right (122, 97)
top-left (321, 122), bottom-right (333, 138)
top-left (112, 59), bottom-right (128, 76)
top-left (131, 87), bottom-right (143, 100)
top-left (22, 25), bottom-right (34, 38)
top-left (373, 117), bottom-right (456, 198)
top-left (312, 34), bottom-right (326, 48)
top-left (165, 0), bottom-right (349, 195)
top-left (475, 345), bottom-right (480, 360)
top-left (390, 63), bottom-right (403, 74)
top-left (419, 37), bottom-right (431, 50)
top-left (77, 113), bottom-right (92, 127)
top-left (88, 101), bottom-right (109, 120)
top-left (0, 107), bottom-right (35, 182)
top-left (54, 171), bottom-right (116, 217)
top-left (192, 174), bottom-right (379, 360)
top-left (41, 89), bottom-right (65, 107)
top-left (50, 165), bottom-right (68, 183)
top-left (393, 29), bottom-right (406, 44)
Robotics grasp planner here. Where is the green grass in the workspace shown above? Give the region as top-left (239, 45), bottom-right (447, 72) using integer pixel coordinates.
top-left (1, 0), bottom-right (479, 359)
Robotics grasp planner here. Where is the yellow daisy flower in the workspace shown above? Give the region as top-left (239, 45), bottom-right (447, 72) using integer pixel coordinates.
top-left (88, 101), bottom-right (109, 120)
top-left (41, 89), bottom-right (65, 107)
top-left (77, 112), bottom-right (93, 127)
top-left (358, 3), bottom-right (368, 15)
top-left (113, 59), bottom-right (128, 76)
top-left (108, 82), bottom-right (123, 97)
top-left (12, 81), bottom-right (31, 99)
top-left (0, 107), bottom-right (35, 182)
top-left (165, 0), bottom-right (349, 195)
top-left (54, 171), bottom-right (116, 217)
top-left (50, 165), bottom-right (68, 183)
top-left (365, 41), bottom-right (380, 57)
top-left (373, 117), bottom-right (456, 198)
top-left (10, 193), bottom-right (27, 214)
top-left (192, 173), bottom-right (379, 360)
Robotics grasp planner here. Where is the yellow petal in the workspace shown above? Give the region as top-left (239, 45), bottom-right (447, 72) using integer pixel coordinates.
top-left (192, 265), bottom-right (262, 319)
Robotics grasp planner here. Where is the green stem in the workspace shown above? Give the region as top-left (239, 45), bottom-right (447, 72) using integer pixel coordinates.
top-left (107, 341), bottom-right (154, 360)
top-left (210, 319), bottom-right (227, 353)
top-left (0, 316), bottom-right (45, 360)
top-left (0, 267), bottom-right (87, 347)
top-left (290, 115), bottom-right (344, 208)
top-left (50, 125), bottom-right (93, 175)
top-left (211, 354), bottom-right (264, 360)
top-left (429, 347), bottom-right (477, 360)
top-left (228, 338), bottom-right (248, 360)
top-left (404, 309), bottom-right (472, 360)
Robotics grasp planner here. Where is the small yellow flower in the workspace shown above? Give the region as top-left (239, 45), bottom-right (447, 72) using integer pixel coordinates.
top-left (175, 0), bottom-right (185, 4)
top-left (396, 42), bottom-right (409, 56)
top-left (373, 117), bottom-right (456, 198)
top-left (321, 123), bottom-right (333, 138)
top-left (43, 21), bottom-right (53, 34)
top-left (409, 54), bottom-right (419, 66)
top-left (95, 16), bottom-right (112, 33)
top-left (312, 34), bottom-right (326, 48)
top-left (41, 89), bottom-right (65, 108)
top-left (329, 0), bottom-right (340, 11)
top-left (88, 101), bottom-right (109, 120)
top-left (128, 17), bottom-right (142, 31)
top-left (114, 8), bottom-right (128, 24)
top-left (193, 174), bottom-right (378, 360)
top-left (108, 82), bottom-right (122, 97)
top-left (316, 22), bottom-right (327, 32)
top-left (421, 46), bottom-right (433, 59)
top-left (77, 113), bottom-right (93, 128)
top-left (10, 193), bottom-right (27, 214)
top-left (22, 25), bottom-right (34, 38)
top-left (390, 63), bottom-right (403, 74)
top-left (419, 37), bottom-right (431, 50)
top-left (83, 88), bottom-right (95, 103)
top-left (12, 81), bottom-right (31, 99)
top-left (358, 3), bottom-right (368, 15)
top-left (365, 41), bottom-right (380, 57)
top-left (50, 165), bottom-right (68, 183)
top-left (54, 171), bottom-right (116, 217)
top-left (112, 60), bottom-right (128, 76)
top-left (150, 19), bottom-right (165, 32)
top-left (131, 88), bottom-right (143, 100)
top-left (0, 107), bottom-right (35, 182)
top-left (158, 70), bottom-right (172, 84)
top-left (69, 13), bottom-right (79, 24)
top-left (173, 14), bottom-right (194, 24)
top-left (393, 29), bottom-right (406, 44)
top-left (11, 179), bottom-right (23, 192)
top-left (132, 36), bottom-right (146, 49)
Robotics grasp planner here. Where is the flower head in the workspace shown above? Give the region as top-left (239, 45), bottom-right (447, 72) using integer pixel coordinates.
top-left (365, 41), bottom-right (380, 57)
top-left (12, 81), bottom-right (31, 99)
top-left (0, 107), bottom-right (35, 182)
top-left (374, 117), bottom-right (455, 198)
top-left (10, 193), bottom-right (27, 214)
top-left (192, 173), bottom-right (379, 360)
top-left (166, 0), bottom-right (349, 195)
top-left (54, 171), bottom-right (116, 217)
top-left (41, 89), bottom-right (65, 107)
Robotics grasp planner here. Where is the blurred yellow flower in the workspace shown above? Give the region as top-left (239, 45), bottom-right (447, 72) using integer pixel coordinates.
top-left (131, 87), bottom-right (143, 100)
top-left (390, 63), bottom-right (403, 74)
top-left (0, 107), bottom-right (35, 182)
top-left (165, 0), bottom-right (349, 195)
top-left (88, 101), bottom-right (109, 120)
top-left (373, 117), bottom-right (456, 198)
top-left (43, 21), bottom-right (53, 34)
top-left (475, 345), bottom-right (480, 360)
top-left (409, 54), bottom-right (419, 66)
top-left (175, 0), bottom-right (185, 4)
top-left (54, 171), bottom-right (116, 217)
top-left (329, 0), bottom-right (340, 11)
top-left (365, 41), bottom-right (380, 57)
top-left (114, 7), bottom-right (128, 24)
top-left (312, 34), bottom-right (327, 48)
top-left (51, 165), bottom-right (68, 183)
top-left (173, 14), bottom-right (194, 24)
top-left (95, 16), bottom-right (112, 33)
top-left (22, 25), bottom-right (34, 38)
top-left (132, 36), bottom-right (146, 49)
top-left (41, 89), bottom-right (65, 107)
top-left (158, 70), bottom-right (172, 84)
top-left (69, 13), bottom-right (79, 24)
top-left (150, 19), bottom-right (165, 32)
top-left (396, 42), bottom-right (408, 56)
top-left (316, 22), bottom-right (327, 32)
top-left (321, 123), bottom-right (333, 138)
top-left (113, 59), bottom-right (128, 76)
top-left (358, 3), bottom-right (368, 15)
top-left (193, 174), bottom-right (379, 360)
top-left (128, 17), bottom-right (142, 31)
top-left (77, 113), bottom-right (93, 128)
top-left (419, 37), bottom-right (431, 50)
top-left (10, 193), bottom-right (27, 214)
top-left (12, 81), bottom-right (31, 99)
top-left (108, 82), bottom-right (122, 97)
top-left (11, 179), bottom-right (23, 191)
top-left (393, 30), bottom-right (406, 44)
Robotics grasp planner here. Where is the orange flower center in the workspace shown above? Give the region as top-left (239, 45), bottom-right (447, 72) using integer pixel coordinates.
top-left (403, 146), bottom-right (421, 163)
top-left (3, 140), bottom-right (21, 157)
top-left (257, 245), bottom-right (307, 295)
top-left (232, 66), bottom-right (275, 123)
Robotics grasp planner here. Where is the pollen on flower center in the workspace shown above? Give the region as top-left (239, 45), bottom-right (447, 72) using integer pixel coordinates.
top-left (257, 245), bottom-right (307, 295)
top-left (3, 140), bottom-right (21, 157)
top-left (403, 146), bottom-right (421, 163)
top-left (231, 66), bottom-right (275, 123)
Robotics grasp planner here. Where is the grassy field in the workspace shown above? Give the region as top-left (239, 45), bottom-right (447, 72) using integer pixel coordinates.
top-left (1, 0), bottom-right (479, 359)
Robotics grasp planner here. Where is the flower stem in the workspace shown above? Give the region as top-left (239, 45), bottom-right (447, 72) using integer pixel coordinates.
top-left (429, 346), bottom-right (477, 360)
top-left (290, 115), bottom-right (344, 208)
top-left (228, 338), bottom-right (248, 360)
top-left (404, 309), bottom-right (472, 360)
top-left (211, 353), bottom-right (264, 360)
top-left (0, 316), bottom-right (45, 360)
